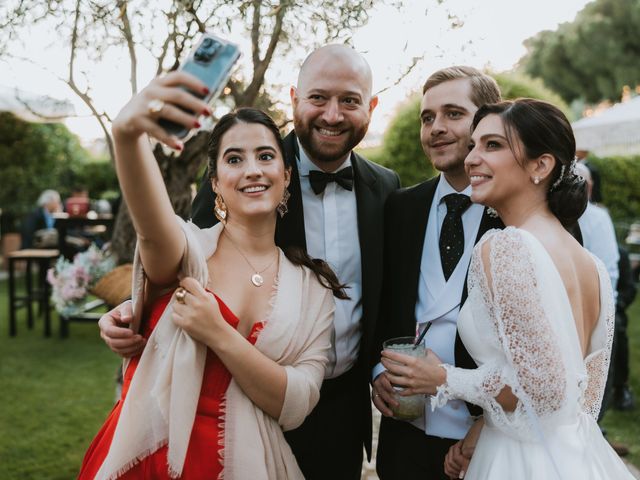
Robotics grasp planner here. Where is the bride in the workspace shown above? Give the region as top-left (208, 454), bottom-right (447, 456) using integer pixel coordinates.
top-left (381, 98), bottom-right (633, 479)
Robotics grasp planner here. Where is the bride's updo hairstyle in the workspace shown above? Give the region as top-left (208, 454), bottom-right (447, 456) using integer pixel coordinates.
top-left (471, 98), bottom-right (587, 227)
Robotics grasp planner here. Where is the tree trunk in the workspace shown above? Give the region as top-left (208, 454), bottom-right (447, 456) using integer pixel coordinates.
top-left (110, 131), bottom-right (210, 264)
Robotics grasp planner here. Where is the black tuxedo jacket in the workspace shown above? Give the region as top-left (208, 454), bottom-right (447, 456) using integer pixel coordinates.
top-left (372, 176), bottom-right (504, 419)
top-left (191, 131), bottom-right (401, 458)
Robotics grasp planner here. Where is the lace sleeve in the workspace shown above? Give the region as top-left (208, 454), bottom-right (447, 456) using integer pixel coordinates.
top-left (582, 256), bottom-right (615, 420)
top-left (433, 229), bottom-right (567, 438)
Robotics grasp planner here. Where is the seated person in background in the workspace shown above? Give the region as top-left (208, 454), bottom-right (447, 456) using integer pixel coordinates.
top-left (64, 186), bottom-right (103, 251)
top-left (21, 189), bottom-right (61, 248)
top-left (64, 186), bottom-right (91, 217)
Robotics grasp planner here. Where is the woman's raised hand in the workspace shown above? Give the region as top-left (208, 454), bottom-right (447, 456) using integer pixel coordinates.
top-left (111, 71), bottom-right (212, 150)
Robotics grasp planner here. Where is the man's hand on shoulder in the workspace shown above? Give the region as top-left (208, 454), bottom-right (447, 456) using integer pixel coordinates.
top-left (98, 300), bottom-right (145, 357)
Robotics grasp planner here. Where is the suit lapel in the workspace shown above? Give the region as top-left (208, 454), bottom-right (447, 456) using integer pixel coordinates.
top-left (352, 153), bottom-right (378, 291)
top-left (401, 179), bottom-right (438, 328)
top-left (275, 132), bottom-right (307, 250)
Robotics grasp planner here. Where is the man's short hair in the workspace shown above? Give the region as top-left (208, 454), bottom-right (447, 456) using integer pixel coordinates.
top-left (422, 66), bottom-right (501, 107)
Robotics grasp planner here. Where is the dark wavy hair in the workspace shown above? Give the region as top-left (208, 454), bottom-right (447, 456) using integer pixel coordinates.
top-left (206, 107), bottom-right (348, 299)
top-left (471, 99), bottom-right (587, 227)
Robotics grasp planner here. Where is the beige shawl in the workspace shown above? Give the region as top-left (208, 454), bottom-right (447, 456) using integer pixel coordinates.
top-left (96, 219), bottom-right (334, 479)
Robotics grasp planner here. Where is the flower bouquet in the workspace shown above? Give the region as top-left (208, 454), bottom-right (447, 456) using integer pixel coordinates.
top-left (47, 245), bottom-right (116, 316)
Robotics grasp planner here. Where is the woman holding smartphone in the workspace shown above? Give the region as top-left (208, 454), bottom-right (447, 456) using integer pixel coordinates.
top-left (78, 71), bottom-right (343, 479)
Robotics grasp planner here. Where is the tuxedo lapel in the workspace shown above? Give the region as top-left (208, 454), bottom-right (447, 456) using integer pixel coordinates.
top-left (352, 153), bottom-right (377, 293)
top-left (275, 132), bottom-right (307, 250)
top-left (400, 179), bottom-right (438, 329)
top-left (351, 153), bottom-right (384, 357)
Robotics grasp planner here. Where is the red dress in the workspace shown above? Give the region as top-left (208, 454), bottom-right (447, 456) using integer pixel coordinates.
top-left (78, 290), bottom-right (264, 479)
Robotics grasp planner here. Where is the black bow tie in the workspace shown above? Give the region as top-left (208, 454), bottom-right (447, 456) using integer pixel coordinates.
top-left (308, 166), bottom-right (354, 195)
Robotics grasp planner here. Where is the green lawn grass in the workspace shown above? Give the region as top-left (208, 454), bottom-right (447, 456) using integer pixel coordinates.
top-left (601, 298), bottom-right (640, 467)
top-left (0, 276), bottom-right (120, 480)
top-left (0, 273), bottom-right (638, 478)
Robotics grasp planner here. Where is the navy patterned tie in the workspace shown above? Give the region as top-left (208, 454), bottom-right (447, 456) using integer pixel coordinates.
top-left (440, 193), bottom-right (471, 280)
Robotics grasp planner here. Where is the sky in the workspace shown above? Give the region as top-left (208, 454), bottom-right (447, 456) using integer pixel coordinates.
top-left (1, 0), bottom-right (593, 144)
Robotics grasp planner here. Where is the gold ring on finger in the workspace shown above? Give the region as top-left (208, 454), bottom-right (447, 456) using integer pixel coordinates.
top-left (147, 99), bottom-right (165, 115)
top-left (175, 287), bottom-right (187, 304)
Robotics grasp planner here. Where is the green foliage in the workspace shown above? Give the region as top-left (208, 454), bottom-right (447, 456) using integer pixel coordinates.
top-left (0, 112), bottom-right (92, 231)
top-left (587, 155), bottom-right (640, 231)
top-left (521, 0), bottom-right (640, 103)
top-left (492, 71), bottom-right (572, 119)
top-left (74, 160), bottom-right (118, 202)
top-left (600, 293), bottom-right (640, 465)
top-left (377, 95), bottom-right (435, 187)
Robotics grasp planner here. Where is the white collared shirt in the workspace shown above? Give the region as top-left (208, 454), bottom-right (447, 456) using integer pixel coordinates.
top-left (578, 202), bottom-right (619, 300)
top-left (297, 140), bottom-right (363, 379)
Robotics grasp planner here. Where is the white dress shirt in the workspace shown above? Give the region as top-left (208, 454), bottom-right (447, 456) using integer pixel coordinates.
top-left (578, 202), bottom-right (619, 298)
top-left (297, 140), bottom-right (363, 379)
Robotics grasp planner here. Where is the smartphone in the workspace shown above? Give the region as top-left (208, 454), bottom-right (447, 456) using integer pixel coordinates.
top-left (159, 33), bottom-right (240, 139)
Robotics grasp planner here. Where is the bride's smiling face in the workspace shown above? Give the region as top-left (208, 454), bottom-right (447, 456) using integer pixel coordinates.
top-left (464, 114), bottom-right (531, 208)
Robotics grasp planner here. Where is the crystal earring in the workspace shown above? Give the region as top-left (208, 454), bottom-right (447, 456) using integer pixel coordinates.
top-left (533, 176), bottom-right (541, 185)
top-left (277, 189), bottom-right (290, 218)
top-left (214, 194), bottom-right (228, 224)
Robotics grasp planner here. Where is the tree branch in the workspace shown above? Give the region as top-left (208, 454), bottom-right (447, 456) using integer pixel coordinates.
top-left (251, 0), bottom-right (262, 69)
top-left (67, 0), bottom-right (114, 161)
top-left (13, 90), bottom-right (72, 121)
top-left (239, 0), bottom-right (288, 106)
top-left (116, 0), bottom-right (138, 95)
top-left (374, 55), bottom-right (424, 96)
top-left (186, 2), bottom-right (207, 32)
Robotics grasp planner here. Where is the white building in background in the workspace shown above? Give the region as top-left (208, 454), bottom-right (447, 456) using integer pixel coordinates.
top-left (572, 96), bottom-right (640, 156)
top-left (0, 85), bottom-right (75, 122)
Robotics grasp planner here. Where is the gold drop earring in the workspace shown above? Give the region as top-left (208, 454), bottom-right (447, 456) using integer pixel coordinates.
top-left (214, 194), bottom-right (228, 224)
top-left (277, 189), bottom-right (290, 218)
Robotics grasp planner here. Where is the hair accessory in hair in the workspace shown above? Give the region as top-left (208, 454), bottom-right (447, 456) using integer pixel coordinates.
top-left (550, 163), bottom-right (566, 191)
top-left (568, 157), bottom-right (578, 176)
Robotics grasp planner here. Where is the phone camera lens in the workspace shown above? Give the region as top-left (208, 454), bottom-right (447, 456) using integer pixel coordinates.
top-left (194, 37), bottom-right (221, 63)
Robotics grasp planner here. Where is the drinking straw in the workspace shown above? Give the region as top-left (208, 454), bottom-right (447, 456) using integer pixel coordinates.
top-left (412, 321), bottom-right (432, 350)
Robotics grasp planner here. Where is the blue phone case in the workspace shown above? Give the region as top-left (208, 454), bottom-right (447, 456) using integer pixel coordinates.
top-left (159, 33), bottom-right (240, 139)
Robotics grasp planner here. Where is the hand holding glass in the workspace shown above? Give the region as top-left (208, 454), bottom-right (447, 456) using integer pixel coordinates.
top-left (382, 336), bottom-right (427, 420)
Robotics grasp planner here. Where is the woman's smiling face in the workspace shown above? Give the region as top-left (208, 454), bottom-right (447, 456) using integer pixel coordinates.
top-left (465, 114), bottom-right (530, 208)
top-left (212, 122), bottom-right (290, 222)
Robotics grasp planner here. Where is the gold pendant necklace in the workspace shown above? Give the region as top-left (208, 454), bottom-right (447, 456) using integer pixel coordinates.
top-left (223, 230), bottom-right (278, 287)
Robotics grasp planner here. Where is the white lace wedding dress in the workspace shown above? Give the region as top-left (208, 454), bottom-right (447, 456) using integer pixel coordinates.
top-left (433, 227), bottom-right (633, 479)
